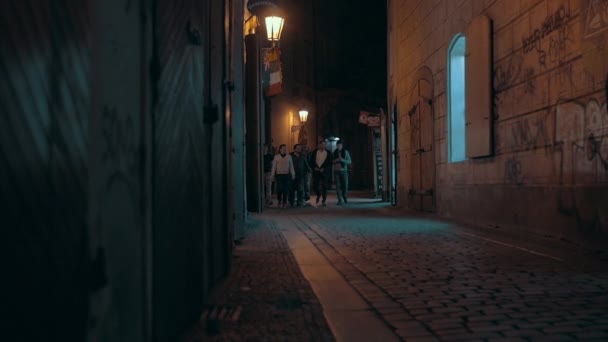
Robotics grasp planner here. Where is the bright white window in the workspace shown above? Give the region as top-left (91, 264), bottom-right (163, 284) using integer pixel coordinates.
top-left (448, 35), bottom-right (466, 163)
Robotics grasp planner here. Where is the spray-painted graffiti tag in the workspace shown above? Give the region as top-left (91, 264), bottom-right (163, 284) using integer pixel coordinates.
top-left (522, 5), bottom-right (570, 54)
top-left (583, 0), bottom-right (608, 39)
top-left (504, 157), bottom-right (525, 185)
top-left (494, 54), bottom-right (523, 92)
top-left (524, 68), bottom-right (536, 95)
top-left (511, 115), bottom-right (550, 151)
top-left (555, 99), bottom-right (608, 231)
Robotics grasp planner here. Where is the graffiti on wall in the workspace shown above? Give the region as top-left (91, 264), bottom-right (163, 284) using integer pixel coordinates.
top-left (524, 67), bottom-right (536, 95)
top-left (494, 53), bottom-right (523, 92)
top-left (556, 98), bottom-right (608, 183)
top-left (583, 0), bottom-right (608, 39)
top-left (583, 0), bottom-right (608, 80)
top-left (522, 5), bottom-right (570, 53)
top-left (504, 157), bottom-right (525, 185)
top-left (494, 53), bottom-right (523, 119)
top-left (510, 114), bottom-right (551, 152)
top-left (555, 98), bottom-right (608, 231)
top-left (495, 98), bottom-right (607, 230)
top-left (522, 5), bottom-right (573, 67)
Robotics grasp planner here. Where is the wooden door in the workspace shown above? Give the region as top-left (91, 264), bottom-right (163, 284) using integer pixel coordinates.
top-left (408, 79), bottom-right (436, 212)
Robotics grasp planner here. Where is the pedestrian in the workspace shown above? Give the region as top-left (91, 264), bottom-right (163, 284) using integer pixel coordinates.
top-left (271, 144), bottom-right (295, 209)
top-left (309, 139), bottom-right (332, 206)
top-left (263, 144), bottom-right (274, 206)
top-left (301, 145), bottom-right (312, 202)
top-left (333, 140), bottom-right (352, 205)
top-left (289, 144), bottom-right (311, 207)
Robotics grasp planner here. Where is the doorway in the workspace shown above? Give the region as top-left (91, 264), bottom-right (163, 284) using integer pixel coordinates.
top-left (408, 73), bottom-right (436, 212)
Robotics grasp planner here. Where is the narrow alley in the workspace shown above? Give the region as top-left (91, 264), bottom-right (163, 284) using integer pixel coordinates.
top-left (189, 193), bottom-right (608, 341)
top-left (3, 0), bottom-right (608, 341)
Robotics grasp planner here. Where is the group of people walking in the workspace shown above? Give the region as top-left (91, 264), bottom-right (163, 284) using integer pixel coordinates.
top-left (264, 139), bottom-right (352, 208)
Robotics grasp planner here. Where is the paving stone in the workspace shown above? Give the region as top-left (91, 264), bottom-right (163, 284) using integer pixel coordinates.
top-left (382, 312), bottom-right (413, 321)
top-left (440, 332), bottom-right (502, 341)
top-left (371, 300), bottom-right (402, 309)
top-left (502, 328), bottom-right (547, 338)
top-left (468, 324), bottom-right (509, 333)
top-left (542, 325), bottom-right (583, 334)
top-left (467, 314), bottom-right (510, 322)
top-left (573, 331), bottom-right (608, 339)
top-left (404, 337), bottom-right (440, 342)
top-left (433, 327), bottom-right (470, 337)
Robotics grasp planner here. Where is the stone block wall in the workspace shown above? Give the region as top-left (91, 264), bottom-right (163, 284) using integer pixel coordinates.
top-left (388, 0), bottom-right (608, 243)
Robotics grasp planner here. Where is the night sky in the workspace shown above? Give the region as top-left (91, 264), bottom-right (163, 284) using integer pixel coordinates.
top-left (335, 0), bottom-right (387, 99)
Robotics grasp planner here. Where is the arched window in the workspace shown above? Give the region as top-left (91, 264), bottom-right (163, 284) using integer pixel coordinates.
top-left (447, 34), bottom-right (466, 163)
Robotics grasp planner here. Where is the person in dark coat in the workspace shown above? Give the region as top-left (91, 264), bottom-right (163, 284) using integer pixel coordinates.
top-left (289, 144), bottom-right (311, 207)
top-left (333, 140), bottom-right (352, 205)
top-left (309, 140), bottom-right (332, 206)
top-left (301, 145), bottom-right (311, 201)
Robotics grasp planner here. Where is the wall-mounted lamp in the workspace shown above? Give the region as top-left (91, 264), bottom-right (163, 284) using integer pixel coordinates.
top-left (265, 16), bottom-right (285, 42)
top-left (247, 0), bottom-right (285, 45)
top-left (298, 110), bottom-right (309, 124)
top-left (291, 110), bottom-right (310, 133)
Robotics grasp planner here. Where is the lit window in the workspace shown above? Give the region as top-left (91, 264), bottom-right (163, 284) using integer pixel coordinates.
top-left (448, 35), bottom-right (466, 163)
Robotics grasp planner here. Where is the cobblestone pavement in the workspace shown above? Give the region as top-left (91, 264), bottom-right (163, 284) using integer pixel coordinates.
top-left (185, 218), bottom-right (335, 342)
top-left (281, 197), bottom-right (608, 341)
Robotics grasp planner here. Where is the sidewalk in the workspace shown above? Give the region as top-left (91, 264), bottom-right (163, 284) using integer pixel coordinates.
top-left (185, 218), bottom-right (335, 341)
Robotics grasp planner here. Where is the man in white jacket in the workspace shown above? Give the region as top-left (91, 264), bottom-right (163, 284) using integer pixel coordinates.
top-left (271, 144), bottom-right (295, 208)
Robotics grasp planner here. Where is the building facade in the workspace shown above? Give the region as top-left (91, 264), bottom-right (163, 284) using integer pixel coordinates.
top-left (388, 0), bottom-right (608, 243)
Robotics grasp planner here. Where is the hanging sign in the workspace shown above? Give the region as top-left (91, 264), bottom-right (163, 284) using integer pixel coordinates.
top-left (359, 111), bottom-right (369, 124)
top-left (263, 47), bottom-right (283, 96)
top-left (367, 116), bottom-right (381, 127)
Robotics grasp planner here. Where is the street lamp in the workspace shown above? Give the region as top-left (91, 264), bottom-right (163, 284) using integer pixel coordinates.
top-left (265, 16), bottom-right (285, 42)
top-left (291, 109), bottom-right (310, 132)
top-left (244, 0), bottom-right (286, 212)
top-left (298, 110), bottom-right (308, 124)
top-left (292, 110), bottom-right (310, 147)
top-left (247, 0), bottom-right (285, 44)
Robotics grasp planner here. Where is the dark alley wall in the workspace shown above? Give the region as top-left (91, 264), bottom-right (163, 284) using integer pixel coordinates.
top-left (1, 0), bottom-right (243, 341)
top-left (152, 0), bottom-right (232, 339)
top-left (1, 1), bottom-right (90, 340)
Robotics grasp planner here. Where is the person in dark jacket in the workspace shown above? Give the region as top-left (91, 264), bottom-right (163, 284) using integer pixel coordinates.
top-left (301, 146), bottom-right (311, 201)
top-left (309, 140), bottom-right (332, 206)
top-left (289, 144), bottom-right (311, 207)
top-left (263, 144), bottom-right (274, 205)
top-left (333, 140), bottom-right (352, 205)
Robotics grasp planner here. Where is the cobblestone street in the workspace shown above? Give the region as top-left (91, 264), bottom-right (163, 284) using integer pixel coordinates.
top-left (189, 195), bottom-right (608, 341)
top-left (289, 196), bottom-right (608, 341)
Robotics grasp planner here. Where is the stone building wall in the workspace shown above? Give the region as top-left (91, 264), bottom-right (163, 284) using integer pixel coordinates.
top-left (388, 0), bottom-right (608, 243)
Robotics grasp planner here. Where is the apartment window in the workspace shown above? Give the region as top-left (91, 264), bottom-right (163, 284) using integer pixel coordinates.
top-left (447, 34), bottom-right (466, 163)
